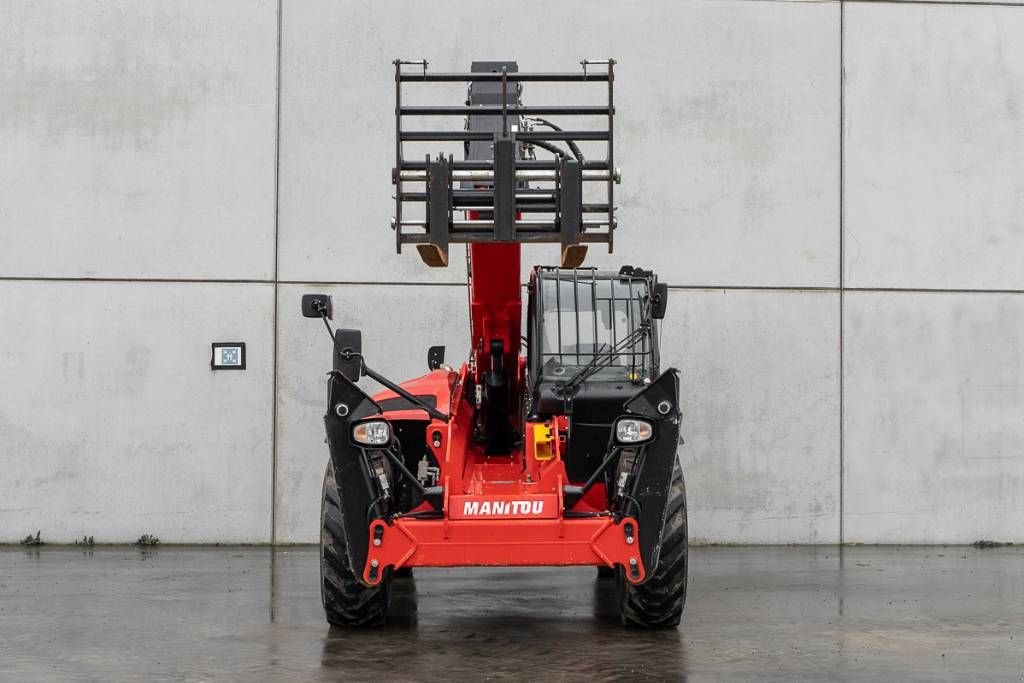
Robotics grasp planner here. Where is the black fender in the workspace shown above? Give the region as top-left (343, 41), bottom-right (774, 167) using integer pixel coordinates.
top-left (323, 372), bottom-right (383, 583)
top-left (622, 368), bottom-right (683, 581)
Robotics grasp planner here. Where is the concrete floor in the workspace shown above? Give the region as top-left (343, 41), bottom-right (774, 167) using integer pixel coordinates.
top-left (0, 547), bottom-right (1021, 681)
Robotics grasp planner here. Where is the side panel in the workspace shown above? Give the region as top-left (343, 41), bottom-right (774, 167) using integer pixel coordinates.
top-left (623, 369), bottom-right (683, 575)
top-left (323, 374), bottom-right (383, 580)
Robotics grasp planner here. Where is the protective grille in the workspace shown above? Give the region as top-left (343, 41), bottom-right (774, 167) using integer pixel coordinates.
top-left (537, 267), bottom-right (655, 378)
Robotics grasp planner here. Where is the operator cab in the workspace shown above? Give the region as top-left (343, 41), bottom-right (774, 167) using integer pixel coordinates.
top-left (527, 266), bottom-right (667, 481)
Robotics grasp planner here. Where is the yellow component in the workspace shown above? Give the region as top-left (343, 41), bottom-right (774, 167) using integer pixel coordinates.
top-left (533, 423), bottom-right (555, 461)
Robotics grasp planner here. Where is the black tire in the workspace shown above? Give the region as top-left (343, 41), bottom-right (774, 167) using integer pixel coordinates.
top-left (321, 460), bottom-right (391, 627)
top-left (617, 459), bottom-right (688, 628)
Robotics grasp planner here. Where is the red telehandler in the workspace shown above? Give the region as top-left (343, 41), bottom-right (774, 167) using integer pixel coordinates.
top-left (301, 60), bottom-right (687, 627)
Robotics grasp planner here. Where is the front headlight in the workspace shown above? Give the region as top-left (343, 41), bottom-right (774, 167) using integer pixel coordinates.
top-left (615, 417), bottom-right (654, 445)
top-left (352, 420), bottom-right (391, 447)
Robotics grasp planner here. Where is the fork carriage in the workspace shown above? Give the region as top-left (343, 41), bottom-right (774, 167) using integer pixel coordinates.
top-left (391, 59), bottom-right (617, 267)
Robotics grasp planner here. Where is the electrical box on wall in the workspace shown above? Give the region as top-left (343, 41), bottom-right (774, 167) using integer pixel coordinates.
top-left (211, 342), bottom-right (246, 370)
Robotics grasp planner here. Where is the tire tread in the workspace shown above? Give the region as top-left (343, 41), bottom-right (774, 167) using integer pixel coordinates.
top-left (618, 459), bottom-right (688, 628)
top-left (320, 461), bottom-right (391, 627)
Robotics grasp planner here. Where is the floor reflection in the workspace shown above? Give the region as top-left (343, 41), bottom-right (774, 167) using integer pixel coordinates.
top-left (319, 568), bottom-right (686, 680)
top-left (2, 546), bottom-right (1022, 680)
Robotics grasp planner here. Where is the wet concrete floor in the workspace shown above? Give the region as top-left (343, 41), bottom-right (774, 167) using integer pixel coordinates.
top-left (0, 546), bottom-right (1021, 681)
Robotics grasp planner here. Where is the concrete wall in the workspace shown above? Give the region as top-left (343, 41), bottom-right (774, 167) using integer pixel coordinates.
top-left (1, 0), bottom-right (1022, 544)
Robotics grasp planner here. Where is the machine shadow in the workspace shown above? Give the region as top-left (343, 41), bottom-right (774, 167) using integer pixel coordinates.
top-left (320, 574), bottom-right (687, 679)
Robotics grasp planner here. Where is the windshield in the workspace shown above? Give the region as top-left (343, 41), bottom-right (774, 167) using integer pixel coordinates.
top-left (539, 274), bottom-right (652, 371)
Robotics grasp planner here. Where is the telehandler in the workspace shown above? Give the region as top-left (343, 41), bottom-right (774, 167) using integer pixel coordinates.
top-left (302, 60), bottom-right (686, 627)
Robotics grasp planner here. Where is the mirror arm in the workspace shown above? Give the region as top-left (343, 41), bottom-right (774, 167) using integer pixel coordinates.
top-left (319, 309), bottom-right (335, 341)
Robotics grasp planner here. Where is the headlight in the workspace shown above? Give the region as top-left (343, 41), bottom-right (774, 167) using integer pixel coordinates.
top-left (352, 420), bottom-right (391, 447)
top-left (615, 418), bottom-right (654, 445)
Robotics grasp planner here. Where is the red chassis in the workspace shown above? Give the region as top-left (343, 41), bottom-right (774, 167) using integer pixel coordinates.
top-left (359, 367), bottom-right (645, 585)
top-left (343, 242), bottom-right (645, 585)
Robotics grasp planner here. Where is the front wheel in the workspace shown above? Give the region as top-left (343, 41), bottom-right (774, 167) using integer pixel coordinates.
top-left (320, 460), bottom-right (391, 627)
top-left (617, 459), bottom-right (688, 628)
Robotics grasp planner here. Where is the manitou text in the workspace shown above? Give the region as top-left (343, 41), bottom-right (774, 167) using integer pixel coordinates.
top-left (462, 500), bottom-right (545, 516)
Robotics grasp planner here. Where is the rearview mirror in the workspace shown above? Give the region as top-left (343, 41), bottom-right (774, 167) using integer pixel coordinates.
top-left (333, 329), bottom-right (362, 382)
top-left (427, 345), bottom-right (446, 371)
top-left (651, 283), bottom-right (668, 319)
top-left (302, 293), bottom-right (332, 319)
